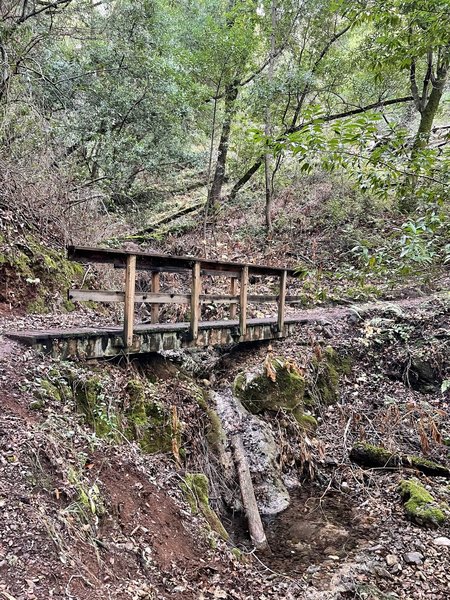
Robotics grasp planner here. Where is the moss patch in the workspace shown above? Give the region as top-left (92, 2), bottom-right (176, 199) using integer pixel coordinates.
top-left (305, 346), bottom-right (351, 406)
top-left (399, 479), bottom-right (447, 527)
top-left (296, 413), bottom-right (318, 433)
top-left (0, 233), bottom-right (83, 312)
top-left (124, 378), bottom-right (176, 453)
top-left (181, 473), bottom-right (229, 540)
top-left (234, 358), bottom-right (305, 418)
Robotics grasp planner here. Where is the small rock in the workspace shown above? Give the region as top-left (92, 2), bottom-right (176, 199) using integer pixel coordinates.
top-left (306, 565), bottom-right (320, 574)
top-left (403, 551), bottom-right (424, 565)
top-left (433, 536), bottom-right (450, 547)
top-left (386, 554), bottom-right (399, 567)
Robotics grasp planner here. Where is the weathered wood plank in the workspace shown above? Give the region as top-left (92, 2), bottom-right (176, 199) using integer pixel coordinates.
top-left (123, 255), bottom-right (136, 348)
top-left (69, 290), bottom-right (191, 304)
top-left (69, 289), bottom-right (303, 306)
top-left (190, 261), bottom-right (201, 340)
top-left (231, 433), bottom-right (268, 551)
top-left (230, 277), bottom-right (238, 319)
top-left (240, 266), bottom-right (249, 337)
top-left (67, 246), bottom-right (295, 277)
top-left (278, 270), bottom-right (287, 333)
top-left (151, 271), bottom-right (160, 323)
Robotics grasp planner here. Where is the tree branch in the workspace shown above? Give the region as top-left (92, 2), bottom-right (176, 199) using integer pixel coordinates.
top-left (229, 95), bottom-right (414, 200)
top-left (17, 0), bottom-right (74, 24)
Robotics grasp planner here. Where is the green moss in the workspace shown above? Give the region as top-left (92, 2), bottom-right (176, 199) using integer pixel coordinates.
top-left (181, 473), bottom-right (229, 540)
top-left (206, 408), bottom-right (226, 450)
top-left (124, 379), bottom-right (175, 453)
top-left (1, 233), bottom-right (83, 312)
top-left (356, 442), bottom-right (397, 463)
top-left (296, 413), bottom-right (318, 433)
top-left (410, 456), bottom-right (450, 476)
top-left (399, 479), bottom-right (447, 526)
top-left (29, 399), bottom-right (45, 410)
top-left (27, 297), bottom-right (50, 314)
top-left (126, 379), bottom-right (147, 425)
top-left (69, 375), bottom-right (118, 438)
top-left (234, 359), bottom-right (305, 416)
top-left (62, 299), bottom-right (76, 312)
top-left (305, 346), bottom-right (351, 406)
top-left (37, 379), bottom-right (62, 402)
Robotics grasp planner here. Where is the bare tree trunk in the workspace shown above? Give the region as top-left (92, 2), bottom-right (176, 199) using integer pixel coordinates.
top-left (400, 54), bottom-right (449, 213)
top-left (412, 85), bottom-right (446, 155)
top-left (264, 0), bottom-right (276, 235)
top-left (207, 81), bottom-right (239, 211)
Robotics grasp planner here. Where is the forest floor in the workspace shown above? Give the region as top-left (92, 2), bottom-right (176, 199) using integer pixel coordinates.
top-left (0, 290), bottom-right (449, 600)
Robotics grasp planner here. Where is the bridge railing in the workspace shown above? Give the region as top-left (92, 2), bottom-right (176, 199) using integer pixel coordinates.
top-left (67, 246), bottom-right (300, 348)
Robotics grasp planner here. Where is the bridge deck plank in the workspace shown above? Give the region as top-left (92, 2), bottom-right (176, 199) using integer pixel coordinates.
top-left (6, 316), bottom-right (309, 343)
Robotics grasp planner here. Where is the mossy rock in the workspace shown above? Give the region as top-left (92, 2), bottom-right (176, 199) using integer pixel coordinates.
top-left (181, 473), bottom-right (228, 540)
top-left (69, 374), bottom-right (119, 438)
top-left (305, 346), bottom-right (351, 406)
top-left (233, 358), bottom-right (305, 417)
top-left (125, 379), bottom-right (175, 453)
top-left (399, 479), bottom-right (447, 527)
top-left (296, 413), bottom-right (318, 433)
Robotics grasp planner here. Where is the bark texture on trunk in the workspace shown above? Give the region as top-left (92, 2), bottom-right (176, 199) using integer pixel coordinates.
top-left (207, 81), bottom-right (239, 210)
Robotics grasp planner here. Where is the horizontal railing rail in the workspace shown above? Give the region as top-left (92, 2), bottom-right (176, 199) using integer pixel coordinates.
top-left (67, 246), bottom-right (298, 349)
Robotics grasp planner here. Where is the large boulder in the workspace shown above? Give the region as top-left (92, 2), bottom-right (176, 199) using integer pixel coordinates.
top-left (233, 358), bottom-right (305, 420)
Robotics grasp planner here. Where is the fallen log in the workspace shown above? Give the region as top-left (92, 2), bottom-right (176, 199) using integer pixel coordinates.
top-left (230, 432), bottom-right (269, 552)
top-left (124, 201), bottom-right (205, 240)
top-left (350, 442), bottom-right (450, 478)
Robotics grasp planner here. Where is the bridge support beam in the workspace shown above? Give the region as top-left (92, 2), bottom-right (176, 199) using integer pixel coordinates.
top-left (278, 270), bottom-right (287, 335)
top-left (190, 261), bottom-right (201, 340)
top-left (123, 255), bottom-right (137, 348)
top-left (239, 266), bottom-right (249, 338)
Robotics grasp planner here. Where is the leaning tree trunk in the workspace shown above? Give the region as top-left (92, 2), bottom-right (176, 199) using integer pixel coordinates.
top-left (263, 0), bottom-right (277, 236)
top-left (411, 85), bottom-right (446, 156)
top-left (400, 61), bottom-right (448, 213)
top-left (207, 81), bottom-right (239, 211)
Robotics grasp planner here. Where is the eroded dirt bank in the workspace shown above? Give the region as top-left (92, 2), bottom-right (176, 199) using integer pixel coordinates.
top-left (0, 293), bottom-right (449, 599)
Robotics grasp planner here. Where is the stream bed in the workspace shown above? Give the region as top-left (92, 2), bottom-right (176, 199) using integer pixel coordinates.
top-left (228, 485), bottom-right (373, 576)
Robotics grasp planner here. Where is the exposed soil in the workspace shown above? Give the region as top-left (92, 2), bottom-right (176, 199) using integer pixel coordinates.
top-left (0, 291), bottom-right (449, 599)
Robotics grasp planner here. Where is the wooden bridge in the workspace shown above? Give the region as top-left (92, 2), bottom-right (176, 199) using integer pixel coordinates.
top-left (8, 247), bottom-right (305, 359)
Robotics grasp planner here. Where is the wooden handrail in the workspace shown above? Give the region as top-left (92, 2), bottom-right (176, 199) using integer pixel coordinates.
top-left (69, 289), bottom-right (305, 305)
top-left (67, 246), bottom-right (297, 350)
top-left (67, 245), bottom-right (295, 277)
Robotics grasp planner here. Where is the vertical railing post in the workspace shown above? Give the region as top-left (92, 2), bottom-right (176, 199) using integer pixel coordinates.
top-left (151, 271), bottom-right (160, 324)
top-left (190, 261), bottom-right (201, 340)
top-left (277, 269), bottom-right (287, 335)
top-left (239, 266), bottom-right (249, 338)
top-left (230, 276), bottom-right (238, 320)
top-left (123, 254), bottom-right (137, 348)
